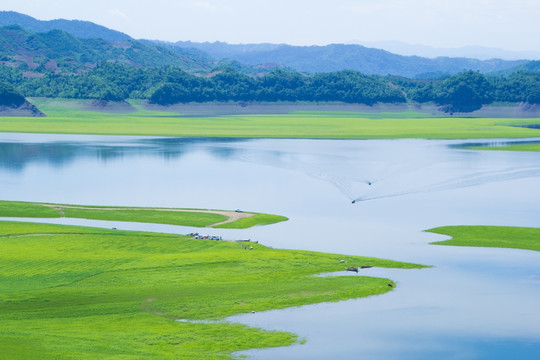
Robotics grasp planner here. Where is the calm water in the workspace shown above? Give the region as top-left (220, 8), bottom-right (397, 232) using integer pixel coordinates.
top-left (1, 133), bottom-right (539, 359)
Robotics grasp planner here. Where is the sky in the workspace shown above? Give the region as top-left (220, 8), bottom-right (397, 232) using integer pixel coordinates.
top-left (2, 0), bottom-right (540, 51)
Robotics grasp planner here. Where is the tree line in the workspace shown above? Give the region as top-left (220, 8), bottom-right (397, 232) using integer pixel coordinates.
top-left (2, 63), bottom-right (540, 112)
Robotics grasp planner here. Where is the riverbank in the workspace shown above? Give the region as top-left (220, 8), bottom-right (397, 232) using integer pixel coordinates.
top-left (428, 226), bottom-right (540, 252)
top-left (0, 221), bottom-right (425, 359)
top-left (466, 142), bottom-right (540, 152)
top-left (0, 98), bottom-right (539, 139)
top-left (0, 200), bottom-right (288, 229)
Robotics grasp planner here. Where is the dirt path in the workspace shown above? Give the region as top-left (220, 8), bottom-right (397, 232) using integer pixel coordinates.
top-left (40, 204), bottom-right (255, 227)
top-left (208, 211), bottom-right (254, 227)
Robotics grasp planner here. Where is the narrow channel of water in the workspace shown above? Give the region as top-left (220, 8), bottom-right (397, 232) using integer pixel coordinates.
top-left (1, 133), bottom-right (539, 359)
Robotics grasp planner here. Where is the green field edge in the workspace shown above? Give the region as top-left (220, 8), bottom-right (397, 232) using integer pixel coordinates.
top-left (1, 98), bottom-right (540, 140)
top-left (427, 225), bottom-right (540, 252)
top-left (0, 221), bottom-right (426, 359)
top-left (0, 200), bottom-right (288, 229)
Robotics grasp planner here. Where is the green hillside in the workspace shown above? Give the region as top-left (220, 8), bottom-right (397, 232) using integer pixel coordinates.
top-left (490, 60), bottom-right (540, 77)
top-left (0, 25), bottom-right (212, 75)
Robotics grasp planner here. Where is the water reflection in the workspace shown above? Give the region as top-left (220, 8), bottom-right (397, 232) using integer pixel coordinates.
top-left (0, 134), bottom-right (248, 172)
top-left (1, 133), bottom-right (539, 359)
top-left (453, 139), bottom-right (540, 149)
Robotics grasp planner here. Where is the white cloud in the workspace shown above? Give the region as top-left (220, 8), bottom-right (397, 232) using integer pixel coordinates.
top-left (107, 9), bottom-right (129, 20)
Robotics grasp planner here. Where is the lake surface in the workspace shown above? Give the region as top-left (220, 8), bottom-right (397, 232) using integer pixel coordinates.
top-left (1, 133), bottom-right (539, 359)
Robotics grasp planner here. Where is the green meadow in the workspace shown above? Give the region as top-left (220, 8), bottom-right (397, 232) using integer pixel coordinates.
top-left (0, 200), bottom-right (287, 229)
top-left (428, 226), bottom-right (540, 252)
top-left (0, 221), bottom-right (425, 359)
top-left (1, 98), bottom-right (540, 139)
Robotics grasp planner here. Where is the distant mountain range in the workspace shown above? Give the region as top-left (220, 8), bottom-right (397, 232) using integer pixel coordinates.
top-left (350, 40), bottom-right (540, 61)
top-left (172, 41), bottom-right (527, 78)
top-left (0, 11), bottom-right (538, 79)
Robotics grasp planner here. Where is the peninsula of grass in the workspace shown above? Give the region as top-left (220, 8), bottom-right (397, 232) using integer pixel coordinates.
top-left (0, 221), bottom-right (425, 359)
top-left (427, 226), bottom-right (540, 252)
top-left (466, 143), bottom-right (540, 152)
top-left (1, 98), bottom-right (540, 139)
top-left (0, 200), bottom-right (288, 229)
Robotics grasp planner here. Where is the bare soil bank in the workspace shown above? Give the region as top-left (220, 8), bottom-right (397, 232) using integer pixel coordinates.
top-left (143, 101), bottom-right (540, 118)
top-left (0, 101), bottom-right (45, 117)
top-left (6, 99), bottom-right (540, 118)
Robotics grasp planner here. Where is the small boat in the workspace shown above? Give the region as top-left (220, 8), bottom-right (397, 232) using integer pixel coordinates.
top-left (346, 266), bottom-right (358, 273)
top-left (360, 265), bottom-right (373, 269)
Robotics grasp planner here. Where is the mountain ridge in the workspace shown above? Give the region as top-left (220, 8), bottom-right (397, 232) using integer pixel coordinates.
top-left (349, 40), bottom-right (540, 61)
top-left (0, 11), bottom-right (131, 42)
top-left (0, 25), bottom-right (212, 75)
top-left (0, 11), bottom-right (534, 78)
top-left (171, 41), bottom-right (527, 78)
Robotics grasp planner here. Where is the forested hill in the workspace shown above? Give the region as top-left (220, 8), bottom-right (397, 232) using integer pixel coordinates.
top-left (0, 11), bottom-right (131, 42)
top-left (3, 60), bottom-right (540, 114)
top-left (0, 25), bottom-right (212, 74)
top-left (490, 60), bottom-right (540, 77)
top-left (173, 41), bottom-right (527, 78)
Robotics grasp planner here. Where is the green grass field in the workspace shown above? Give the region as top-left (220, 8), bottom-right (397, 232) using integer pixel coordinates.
top-left (0, 221), bottom-right (425, 359)
top-left (427, 226), bottom-right (540, 251)
top-left (1, 98), bottom-right (539, 139)
top-left (0, 200), bottom-right (287, 229)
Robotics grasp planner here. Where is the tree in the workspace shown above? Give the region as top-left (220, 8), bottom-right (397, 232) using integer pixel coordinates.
top-left (434, 71), bottom-right (494, 113)
top-left (0, 81), bottom-right (26, 107)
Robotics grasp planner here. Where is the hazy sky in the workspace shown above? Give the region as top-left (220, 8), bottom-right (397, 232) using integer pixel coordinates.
top-left (3, 0), bottom-right (540, 51)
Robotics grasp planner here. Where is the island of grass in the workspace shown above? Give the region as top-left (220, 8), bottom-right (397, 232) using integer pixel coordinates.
top-left (1, 98), bottom-right (540, 139)
top-left (0, 221), bottom-right (425, 359)
top-left (427, 225), bottom-right (540, 252)
top-left (0, 200), bottom-right (288, 229)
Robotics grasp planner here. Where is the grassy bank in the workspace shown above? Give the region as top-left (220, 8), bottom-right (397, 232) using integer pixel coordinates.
top-left (0, 221), bottom-right (425, 359)
top-left (467, 143), bottom-right (540, 152)
top-left (0, 200), bottom-right (288, 229)
top-left (0, 99), bottom-right (539, 139)
top-left (428, 226), bottom-right (540, 251)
